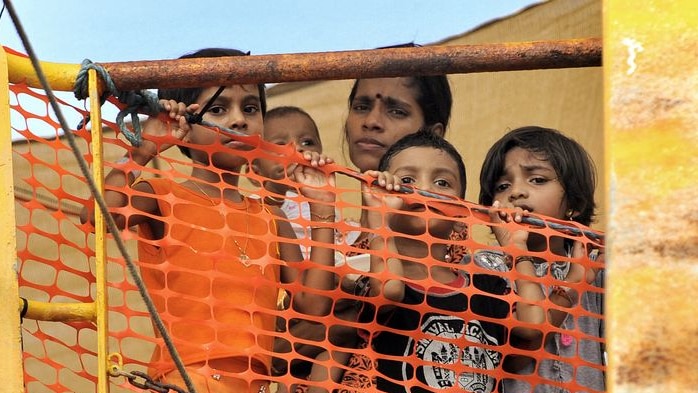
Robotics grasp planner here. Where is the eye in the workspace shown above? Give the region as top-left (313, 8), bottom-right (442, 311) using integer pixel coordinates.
top-left (351, 103), bottom-right (369, 113)
top-left (298, 138), bottom-right (317, 147)
top-left (350, 98), bottom-right (371, 113)
top-left (494, 182), bottom-right (510, 193)
top-left (434, 179), bottom-right (451, 188)
top-left (244, 104), bottom-right (260, 114)
top-left (400, 176), bottom-right (416, 185)
top-left (530, 176), bottom-right (551, 185)
top-left (207, 105), bottom-right (226, 115)
top-left (387, 107), bottom-right (409, 118)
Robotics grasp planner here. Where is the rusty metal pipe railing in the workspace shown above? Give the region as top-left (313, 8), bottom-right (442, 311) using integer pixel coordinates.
top-left (106, 38), bottom-right (601, 90)
top-left (8, 38), bottom-right (601, 92)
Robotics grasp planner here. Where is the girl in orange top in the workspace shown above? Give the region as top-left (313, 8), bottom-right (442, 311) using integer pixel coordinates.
top-left (81, 48), bottom-right (338, 393)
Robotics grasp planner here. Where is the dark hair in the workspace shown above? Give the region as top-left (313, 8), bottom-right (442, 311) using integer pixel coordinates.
top-left (478, 126), bottom-right (597, 225)
top-left (378, 127), bottom-right (466, 198)
top-left (265, 106), bottom-right (320, 136)
top-left (158, 48), bottom-right (267, 157)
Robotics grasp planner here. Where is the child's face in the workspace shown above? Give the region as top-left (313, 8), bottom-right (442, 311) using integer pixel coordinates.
top-left (255, 112), bottom-right (322, 196)
top-left (386, 146), bottom-right (462, 237)
top-left (257, 112), bottom-right (322, 180)
top-left (189, 85), bottom-right (264, 167)
top-left (345, 78), bottom-right (425, 172)
top-left (492, 147), bottom-right (569, 220)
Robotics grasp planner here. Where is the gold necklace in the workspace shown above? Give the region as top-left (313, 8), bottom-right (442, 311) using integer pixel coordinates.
top-left (190, 180), bottom-right (251, 267)
top-left (190, 180), bottom-right (217, 200)
top-left (232, 208), bottom-right (251, 266)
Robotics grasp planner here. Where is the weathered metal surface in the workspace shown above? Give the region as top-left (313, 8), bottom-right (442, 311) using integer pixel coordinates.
top-left (89, 68), bottom-right (112, 393)
top-left (20, 299), bottom-right (95, 322)
top-left (605, 1), bottom-right (698, 392)
top-left (0, 43), bottom-right (24, 393)
top-left (7, 38), bottom-right (601, 92)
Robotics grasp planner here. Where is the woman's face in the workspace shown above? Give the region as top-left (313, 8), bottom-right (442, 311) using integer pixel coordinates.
top-left (345, 78), bottom-right (426, 172)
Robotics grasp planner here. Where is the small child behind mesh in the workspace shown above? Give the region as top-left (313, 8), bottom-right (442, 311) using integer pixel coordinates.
top-left (478, 125), bottom-right (605, 393)
top-left (305, 128), bottom-right (510, 393)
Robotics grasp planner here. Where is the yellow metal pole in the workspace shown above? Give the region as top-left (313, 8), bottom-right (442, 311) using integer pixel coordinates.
top-left (5, 47), bottom-right (81, 91)
top-left (89, 68), bottom-right (110, 393)
top-left (0, 43), bottom-right (25, 393)
top-left (605, 1), bottom-right (698, 392)
top-left (19, 299), bottom-right (95, 322)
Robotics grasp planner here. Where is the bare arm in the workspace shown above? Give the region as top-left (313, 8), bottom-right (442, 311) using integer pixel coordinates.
top-left (79, 123), bottom-right (160, 230)
top-left (488, 203), bottom-right (597, 343)
top-left (362, 170), bottom-right (406, 304)
top-left (367, 236), bottom-right (405, 303)
top-left (487, 202), bottom-right (548, 342)
top-left (281, 152), bottom-right (339, 316)
top-left (79, 100), bottom-right (198, 230)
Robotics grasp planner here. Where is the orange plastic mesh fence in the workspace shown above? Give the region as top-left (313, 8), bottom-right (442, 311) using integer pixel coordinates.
top-left (10, 79), bottom-right (604, 393)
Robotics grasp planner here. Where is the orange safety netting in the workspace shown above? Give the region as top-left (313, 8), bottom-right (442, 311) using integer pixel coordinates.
top-left (10, 80), bottom-right (605, 393)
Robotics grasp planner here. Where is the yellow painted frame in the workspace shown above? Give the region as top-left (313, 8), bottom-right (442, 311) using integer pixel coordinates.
top-left (89, 68), bottom-right (110, 393)
top-left (0, 42), bottom-right (25, 393)
top-left (605, 1), bottom-right (698, 392)
top-left (1, 52), bottom-right (110, 393)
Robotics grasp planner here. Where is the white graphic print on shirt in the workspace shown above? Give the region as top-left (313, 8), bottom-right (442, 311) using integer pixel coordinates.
top-left (413, 315), bottom-right (500, 393)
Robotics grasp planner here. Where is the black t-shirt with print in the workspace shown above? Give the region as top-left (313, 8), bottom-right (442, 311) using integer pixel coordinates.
top-left (364, 274), bottom-right (509, 393)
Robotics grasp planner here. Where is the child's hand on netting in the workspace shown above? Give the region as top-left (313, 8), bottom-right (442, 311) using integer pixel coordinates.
top-left (361, 170), bottom-right (403, 208)
top-left (160, 99), bottom-right (199, 140)
top-left (361, 170), bottom-right (404, 229)
top-left (140, 99), bottom-right (200, 155)
top-left (299, 151), bottom-right (334, 167)
top-left (290, 151), bottom-right (336, 203)
top-left (489, 200), bottom-right (530, 251)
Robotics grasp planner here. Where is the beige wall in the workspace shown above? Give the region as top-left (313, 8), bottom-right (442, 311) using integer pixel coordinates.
top-left (265, 0), bottom-right (604, 229)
